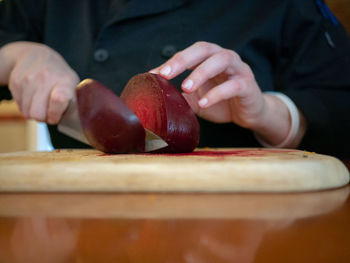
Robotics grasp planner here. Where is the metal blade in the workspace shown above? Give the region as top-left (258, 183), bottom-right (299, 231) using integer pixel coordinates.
top-left (57, 97), bottom-right (89, 145)
top-left (145, 129), bottom-right (168, 152)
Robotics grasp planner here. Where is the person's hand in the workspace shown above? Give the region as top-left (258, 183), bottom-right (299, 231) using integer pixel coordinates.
top-left (150, 41), bottom-right (266, 128)
top-left (1, 42), bottom-right (79, 124)
top-left (150, 41), bottom-right (299, 146)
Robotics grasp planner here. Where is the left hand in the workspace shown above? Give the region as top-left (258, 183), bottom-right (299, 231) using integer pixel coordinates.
top-left (150, 41), bottom-right (266, 130)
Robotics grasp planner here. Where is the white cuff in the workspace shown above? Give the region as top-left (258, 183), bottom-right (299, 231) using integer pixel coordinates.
top-left (255, 92), bottom-right (300, 148)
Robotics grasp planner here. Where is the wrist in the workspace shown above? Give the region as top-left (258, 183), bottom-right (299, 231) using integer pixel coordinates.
top-left (254, 92), bottom-right (307, 148)
top-left (248, 92), bottom-right (290, 144)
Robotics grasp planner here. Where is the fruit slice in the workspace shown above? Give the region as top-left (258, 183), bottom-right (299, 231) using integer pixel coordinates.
top-left (76, 79), bottom-right (145, 153)
top-left (121, 73), bottom-right (200, 153)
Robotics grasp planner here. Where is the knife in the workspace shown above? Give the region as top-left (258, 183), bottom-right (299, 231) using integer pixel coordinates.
top-left (57, 95), bottom-right (168, 152)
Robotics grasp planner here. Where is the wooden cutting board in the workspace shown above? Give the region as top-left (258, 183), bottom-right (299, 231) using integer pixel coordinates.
top-left (0, 148), bottom-right (348, 193)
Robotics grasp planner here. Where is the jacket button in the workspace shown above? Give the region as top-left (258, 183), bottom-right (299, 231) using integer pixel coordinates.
top-left (94, 48), bottom-right (109, 62)
top-left (161, 45), bottom-right (177, 58)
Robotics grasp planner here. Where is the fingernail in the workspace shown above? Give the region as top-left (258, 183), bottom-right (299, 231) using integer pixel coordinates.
top-left (160, 65), bottom-right (171, 76)
top-left (199, 98), bottom-right (208, 107)
top-left (182, 79), bottom-right (193, 91)
top-left (149, 69), bottom-right (158, 74)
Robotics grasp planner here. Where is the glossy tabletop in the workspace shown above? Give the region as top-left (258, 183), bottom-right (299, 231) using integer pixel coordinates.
top-left (0, 183), bottom-right (350, 263)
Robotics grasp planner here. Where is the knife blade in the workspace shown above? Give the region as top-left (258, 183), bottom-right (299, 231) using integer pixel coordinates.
top-left (57, 95), bottom-right (168, 152)
top-left (57, 96), bottom-right (89, 145)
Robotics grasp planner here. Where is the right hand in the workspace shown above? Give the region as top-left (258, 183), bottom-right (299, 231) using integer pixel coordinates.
top-left (3, 42), bottom-right (79, 124)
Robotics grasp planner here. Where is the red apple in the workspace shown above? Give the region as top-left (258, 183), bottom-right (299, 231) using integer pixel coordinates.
top-left (121, 73), bottom-right (200, 153)
top-left (76, 79), bottom-right (145, 153)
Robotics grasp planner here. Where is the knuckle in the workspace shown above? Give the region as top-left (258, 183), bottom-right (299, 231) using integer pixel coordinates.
top-left (169, 52), bottom-right (188, 72)
top-left (23, 73), bottom-right (36, 84)
top-left (192, 67), bottom-right (208, 82)
top-left (172, 52), bottom-right (187, 66)
top-left (194, 41), bottom-right (211, 54)
top-left (231, 52), bottom-right (241, 63)
top-left (193, 41), bottom-right (209, 49)
top-left (194, 41), bottom-right (221, 53)
top-left (51, 91), bottom-right (68, 105)
top-left (50, 86), bottom-right (71, 105)
top-left (242, 62), bottom-right (253, 75)
top-left (233, 79), bottom-right (244, 93)
top-left (40, 45), bottom-right (57, 59)
top-left (218, 50), bottom-right (233, 64)
top-left (37, 67), bottom-right (50, 81)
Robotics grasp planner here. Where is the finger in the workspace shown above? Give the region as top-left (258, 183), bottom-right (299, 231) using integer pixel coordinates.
top-left (20, 72), bottom-right (37, 118)
top-left (157, 41), bottom-right (222, 79)
top-left (27, 68), bottom-right (54, 121)
top-left (182, 50), bottom-right (250, 94)
top-left (29, 82), bottom-right (52, 122)
top-left (8, 70), bottom-right (24, 112)
top-left (8, 56), bottom-right (39, 113)
top-left (47, 83), bottom-right (74, 124)
top-left (181, 50), bottom-right (234, 93)
top-left (149, 63), bottom-right (199, 74)
top-left (198, 78), bottom-right (246, 108)
top-left (21, 67), bottom-right (54, 119)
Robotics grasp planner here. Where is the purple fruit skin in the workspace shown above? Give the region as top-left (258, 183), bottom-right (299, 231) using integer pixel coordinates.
top-left (77, 79), bottom-right (145, 154)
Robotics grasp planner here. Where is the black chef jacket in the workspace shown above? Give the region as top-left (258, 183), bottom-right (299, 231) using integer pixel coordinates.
top-left (1, 0), bottom-right (350, 157)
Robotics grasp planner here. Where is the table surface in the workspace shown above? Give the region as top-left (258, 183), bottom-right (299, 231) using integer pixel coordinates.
top-left (0, 183), bottom-right (349, 263)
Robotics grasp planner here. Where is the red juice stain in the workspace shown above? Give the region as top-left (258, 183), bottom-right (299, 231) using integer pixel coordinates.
top-left (167, 150), bottom-right (262, 157)
top-left (140, 149), bottom-right (297, 157)
top-left (98, 149), bottom-right (299, 157)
